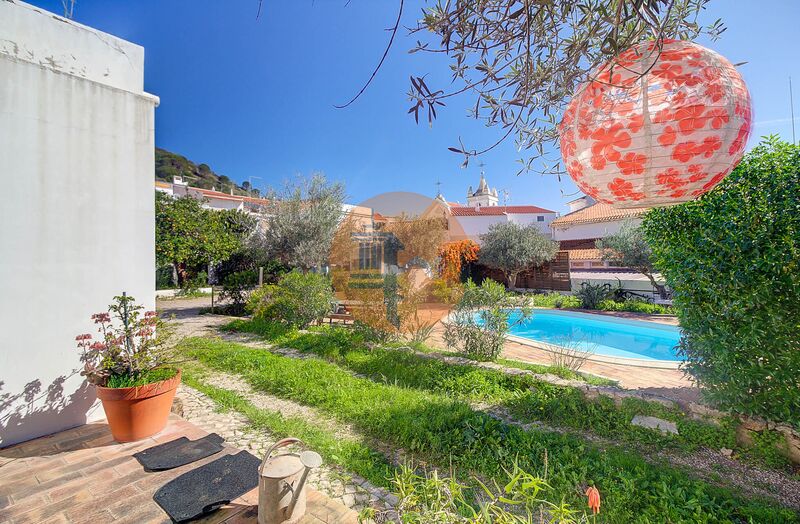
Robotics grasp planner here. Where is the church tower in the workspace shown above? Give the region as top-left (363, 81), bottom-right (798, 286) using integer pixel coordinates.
top-left (466, 172), bottom-right (499, 207)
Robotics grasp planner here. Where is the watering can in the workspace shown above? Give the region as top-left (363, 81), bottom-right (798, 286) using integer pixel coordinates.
top-left (258, 438), bottom-right (322, 524)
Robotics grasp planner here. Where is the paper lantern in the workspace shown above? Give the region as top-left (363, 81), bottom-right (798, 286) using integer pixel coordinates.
top-left (559, 39), bottom-right (752, 208)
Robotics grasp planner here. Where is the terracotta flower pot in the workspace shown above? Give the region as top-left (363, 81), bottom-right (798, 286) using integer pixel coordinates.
top-left (96, 370), bottom-right (181, 442)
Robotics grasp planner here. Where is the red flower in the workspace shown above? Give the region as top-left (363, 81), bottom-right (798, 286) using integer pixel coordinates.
top-left (675, 104), bottom-right (708, 135)
top-left (567, 160), bottom-right (584, 180)
top-left (653, 63), bottom-right (683, 82)
top-left (697, 136), bottom-right (722, 158)
top-left (586, 486), bottom-right (601, 515)
top-left (672, 141), bottom-right (699, 163)
top-left (656, 168), bottom-right (687, 190)
top-left (626, 113), bottom-right (644, 133)
top-left (701, 66), bottom-right (721, 82)
top-left (688, 164), bottom-right (708, 182)
top-left (608, 178), bottom-right (644, 201)
top-left (617, 152), bottom-right (647, 176)
top-left (589, 123), bottom-right (631, 170)
top-left (658, 126), bottom-right (677, 146)
top-left (652, 108), bottom-right (674, 125)
top-left (706, 108), bottom-right (730, 129)
top-left (560, 134), bottom-right (576, 158)
top-left (75, 334), bottom-right (92, 341)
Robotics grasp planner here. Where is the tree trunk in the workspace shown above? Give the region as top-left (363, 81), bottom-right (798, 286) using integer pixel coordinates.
top-left (507, 272), bottom-right (518, 290)
top-left (176, 262), bottom-right (188, 287)
top-left (644, 272), bottom-right (668, 300)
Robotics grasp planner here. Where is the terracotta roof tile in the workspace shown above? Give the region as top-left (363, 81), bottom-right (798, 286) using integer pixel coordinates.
top-left (565, 248), bottom-right (602, 260)
top-left (551, 203), bottom-right (648, 228)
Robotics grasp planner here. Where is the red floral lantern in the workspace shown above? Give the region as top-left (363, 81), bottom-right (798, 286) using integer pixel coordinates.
top-left (559, 39), bottom-right (752, 208)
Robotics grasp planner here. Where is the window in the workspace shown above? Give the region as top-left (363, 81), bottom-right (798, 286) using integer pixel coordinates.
top-left (358, 242), bottom-right (381, 270)
top-left (537, 215), bottom-right (545, 222)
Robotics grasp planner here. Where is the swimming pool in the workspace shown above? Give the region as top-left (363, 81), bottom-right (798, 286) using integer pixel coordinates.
top-left (503, 309), bottom-right (682, 362)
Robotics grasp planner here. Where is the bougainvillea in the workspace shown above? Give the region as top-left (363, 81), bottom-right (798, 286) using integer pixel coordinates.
top-left (438, 240), bottom-right (480, 283)
top-left (560, 39), bottom-right (752, 208)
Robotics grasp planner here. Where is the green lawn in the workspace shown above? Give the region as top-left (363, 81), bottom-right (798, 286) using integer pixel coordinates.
top-left (179, 332), bottom-right (798, 523)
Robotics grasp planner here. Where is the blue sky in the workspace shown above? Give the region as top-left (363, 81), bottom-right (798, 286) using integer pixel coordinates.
top-left (27, 0), bottom-right (800, 213)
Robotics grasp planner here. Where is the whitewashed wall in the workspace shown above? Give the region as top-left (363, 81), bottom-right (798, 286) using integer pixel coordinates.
top-left (552, 217), bottom-right (643, 241)
top-left (0, 1), bottom-right (158, 446)
top-left (450, 212), bottom-right (558, 242)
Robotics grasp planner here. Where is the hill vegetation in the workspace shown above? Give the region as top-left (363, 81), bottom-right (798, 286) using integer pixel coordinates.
top-left (155, 147), bottom-right (257, 196)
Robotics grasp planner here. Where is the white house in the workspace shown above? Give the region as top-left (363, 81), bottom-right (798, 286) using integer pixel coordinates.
top-left (1, 1), bottom-right (158, 445)
top-left (423, 174), bottom-right (558, 242)
top-left (550, 196), bottom-right (664, 295)
top-left (156, 176), bottom-right (269, 214)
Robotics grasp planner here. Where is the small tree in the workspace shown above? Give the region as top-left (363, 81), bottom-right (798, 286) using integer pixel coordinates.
top-left (443, 279), bottom-right (532, 361)
top-left (596, 220), bottom-right (667, 299)
top-left (257, 174), bottom-right (345, 272)
top-left (479, 223), bottom-right (558, 289)
top-left (155, 192), bottom-right (251, 286)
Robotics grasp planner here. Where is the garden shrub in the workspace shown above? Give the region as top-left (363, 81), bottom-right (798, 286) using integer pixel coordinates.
top-left (252, 271), bottom-right (333, 328)
top-left (643, 138), bottom-right (800, 426)
top-left (219, 269), bottom-right (257, 315)
top-left (575, 281), bottom-right (611, 309)
top-left (529, 291), bottom-right (580, 309)
top-left (443, 279), bottom-right (532, 361)
top-left (597, 299), bottom-right (674, 315)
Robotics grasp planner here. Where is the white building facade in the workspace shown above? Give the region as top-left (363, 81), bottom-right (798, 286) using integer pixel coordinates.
top-left (156, 177), bottom-right (269, 214)
top-left (0, 1), bottom-right (159, 446)
top-left (426, 174), bottom-right (559, 242)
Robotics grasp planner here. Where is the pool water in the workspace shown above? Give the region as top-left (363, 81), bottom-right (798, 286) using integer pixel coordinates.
top-left (504, 309), bottom-right (682, 361)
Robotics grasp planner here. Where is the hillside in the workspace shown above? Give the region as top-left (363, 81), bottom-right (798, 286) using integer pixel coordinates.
top-left (155, 147), bottom-right (255, 196)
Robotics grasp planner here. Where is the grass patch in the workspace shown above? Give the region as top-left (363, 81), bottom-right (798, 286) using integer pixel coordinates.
top-left (494, 357), bottom-right (618, 386)
top-left (180, 364), bottom-right (395, 489)
top-left (225, 319), bottom-right (730, 453)
top-left (180, 336), bottom-right (797, 523)
top-left (105, 367), bottom-right (178, 388)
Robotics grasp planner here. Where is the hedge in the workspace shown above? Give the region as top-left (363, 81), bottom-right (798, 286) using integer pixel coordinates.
top-left (643, 137), bottom-right (800, 426)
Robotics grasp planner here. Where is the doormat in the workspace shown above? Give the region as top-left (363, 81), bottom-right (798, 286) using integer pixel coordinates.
top-left (153, 450), bottom-right (261, 522)
top-left (134, 433), bottom-right (225, 471)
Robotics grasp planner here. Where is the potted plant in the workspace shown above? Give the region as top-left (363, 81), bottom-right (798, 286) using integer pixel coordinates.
top-left (76, 293), bottom-right (179, 442)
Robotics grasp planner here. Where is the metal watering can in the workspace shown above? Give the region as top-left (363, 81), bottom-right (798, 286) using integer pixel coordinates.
top-left (258, 438), bottom-right (322, 524)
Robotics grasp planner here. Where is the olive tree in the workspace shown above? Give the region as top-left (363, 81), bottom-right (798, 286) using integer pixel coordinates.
top-left (256, 174), bottom-right (345, 272)
top-left (596, 219), bottom-right (667, 298)
top-left (479, 222), bottom-right (558, 289)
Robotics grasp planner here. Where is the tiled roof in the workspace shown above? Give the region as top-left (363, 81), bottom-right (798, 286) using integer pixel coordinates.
top-left (190, 187), bottom-right (270, 205)
top-left (566, 248), bottom-right (601, 260)
top-left (155, 181), bottom-right (171, 189)
top-left (450, 205), bottom-right (555, 216)
top-left (550, 203), bottom-right (648, 228)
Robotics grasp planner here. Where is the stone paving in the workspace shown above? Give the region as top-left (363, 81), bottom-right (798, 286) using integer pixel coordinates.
top-left (174, 383), bottom-right (398, 517)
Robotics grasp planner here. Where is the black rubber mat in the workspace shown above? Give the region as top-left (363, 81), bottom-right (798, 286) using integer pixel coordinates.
top-left (134, 433), bottom-right (225, 471)
top-left (153, 450), bottom-right (261, 522)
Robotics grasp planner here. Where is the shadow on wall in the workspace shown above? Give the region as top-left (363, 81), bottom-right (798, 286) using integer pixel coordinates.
top-left (0, 372), bottom-right (97, 448)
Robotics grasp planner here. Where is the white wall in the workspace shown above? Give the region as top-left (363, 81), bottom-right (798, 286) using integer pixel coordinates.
top-left (507, 213), bottom-right (557, 236)
top-left (552, 217), bottom-right (643, 241)
top-left (450, 213), bottom-right (558, 242)
top-left (0, 1), bottom-right (158, 446)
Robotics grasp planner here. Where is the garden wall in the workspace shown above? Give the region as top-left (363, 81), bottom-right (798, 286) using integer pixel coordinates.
top-left (0, 1), bottom-right (159, 446)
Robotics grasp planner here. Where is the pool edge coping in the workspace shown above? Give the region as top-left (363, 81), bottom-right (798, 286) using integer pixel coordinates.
top-left (505, 334), bottom-right (682, 370)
